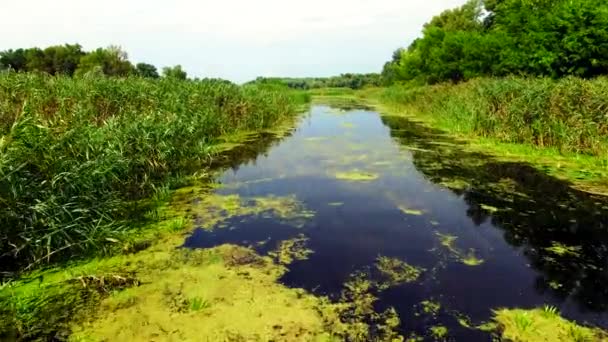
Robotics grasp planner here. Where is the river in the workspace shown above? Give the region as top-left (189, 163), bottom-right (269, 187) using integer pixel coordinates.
top-left (184, 103), bottom-right (608, 340)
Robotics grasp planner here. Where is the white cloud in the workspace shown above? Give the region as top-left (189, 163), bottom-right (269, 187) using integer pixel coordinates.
top-left (0, 0), bottom-right (468, 82)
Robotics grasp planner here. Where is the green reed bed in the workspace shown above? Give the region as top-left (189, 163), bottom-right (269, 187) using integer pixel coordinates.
top-left (381, 77), bottom-right (608, 157)
top-left (0, 72), bottom-right (307, 274)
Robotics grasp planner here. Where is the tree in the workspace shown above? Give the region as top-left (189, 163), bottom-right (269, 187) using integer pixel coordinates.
top-left (0, 49), bottom-right (27, 71)
top-left (75, 46), bottom-right (134, 77)
top-left (162, 65), bottom-right (187, 80)
top-left (135, 63), bottom-right (159, 78)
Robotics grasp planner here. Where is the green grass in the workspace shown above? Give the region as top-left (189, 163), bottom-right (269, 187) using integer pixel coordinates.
top-left (493, 307), bottom-right (607, 341)
top-left (0, 71), bottom-right (308, 274)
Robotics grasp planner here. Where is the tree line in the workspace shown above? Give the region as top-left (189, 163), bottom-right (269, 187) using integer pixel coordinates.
top-left (251, 73), bottom-right (382, 90)
top-left (0, 44), bottom-right (188, 79)
top-left (383, 0), bottom-right (608, 85)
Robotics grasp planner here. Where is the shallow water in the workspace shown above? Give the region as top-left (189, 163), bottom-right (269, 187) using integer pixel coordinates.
top-left (184, 104), bottom-right (608, 340)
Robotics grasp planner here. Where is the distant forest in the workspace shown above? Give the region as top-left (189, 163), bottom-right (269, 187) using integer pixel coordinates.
top-left (0, 44), bottom-right (187, 79)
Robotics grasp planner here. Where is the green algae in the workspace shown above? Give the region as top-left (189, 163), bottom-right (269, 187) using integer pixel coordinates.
top-left (328, 202), bottom-right (344, 207)
top-left (460, 250), bottom-right (485, 266)
top-left (317, 272), bottom-right (404, 341)
top-left (398, 205), bottom-right (424, 216)
top-left (70, 245), bottom-right (330, 341)
top-left (341, 122), bottom-right (356, 129)
top-left (480, 203), bottom-right (499, 213)
top-left (171, 190), bottom-right (315, 231)
top-left (430, 220), bottom-right (440, 226)
top-left (268, 234), bottom-right (313, 265)
top-left (429, 325), bottom-right (449, 340)
top-left (334, 171), bottom-right (379, 182)
top-left (438, 178), bottom-right (470, 191)
top-left (545, 242), bottom-right (582, 257)
top-left (435, 232), bottom-right (485, 267)
top-left (492, 307), bottom-right (608, 342)
top-left (420, 300), bottom-right (441, 316)
top-left (375, 256), bottom-right (424, 289)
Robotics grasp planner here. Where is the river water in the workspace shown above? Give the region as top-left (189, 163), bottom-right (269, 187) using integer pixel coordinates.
top-left (184, 103), bottom-right (608, 340)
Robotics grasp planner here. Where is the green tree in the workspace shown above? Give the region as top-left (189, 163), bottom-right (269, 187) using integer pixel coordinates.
top-left (76, 46), bottom-right (134, 77)
top-left (136, 63), bottom-right (159, 78)
top-left (162, 65), bottom-right (187, 80)
top-left (0, 49), bottom-right (27, 71)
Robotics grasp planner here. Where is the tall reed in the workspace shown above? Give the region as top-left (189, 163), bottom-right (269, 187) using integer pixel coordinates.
top-left (0, 72), bottom-right (306, 272)
top-left (382, 77), bottom-right (608, 156)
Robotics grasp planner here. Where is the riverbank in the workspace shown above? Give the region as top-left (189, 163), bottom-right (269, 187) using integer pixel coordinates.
top-left (313, 82), bottom-right (608, 196)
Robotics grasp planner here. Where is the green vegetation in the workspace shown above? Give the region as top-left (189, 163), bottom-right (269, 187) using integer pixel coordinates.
top-left (0, 71), bottom-right (308, 274)
top-left (269, 234), bottom-right (313, 265)
top-left (383, 0), bottom-right (608, 84)
top-left (250, 73), bottom-right (382, 90)
top-left (435, 232), bottom-right (485, 267)
top-left (375, 256), bottom-right (424, 289)
top-left (334, 170), bottom-right (379, 182)
top-left (0, 44), bottom-right (180, 79)
top-left (380, 77), bottom-right (608, 157)
top-left (493, 307), bottom-right (608, 341)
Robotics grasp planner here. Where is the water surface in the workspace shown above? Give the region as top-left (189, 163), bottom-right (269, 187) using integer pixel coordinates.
top-left (185, 104), bottom-right (608, 340)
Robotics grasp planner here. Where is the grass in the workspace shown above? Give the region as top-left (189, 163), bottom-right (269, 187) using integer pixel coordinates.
top-left (493, 307), bottom-right (608, 341)
top-left (0, 71), bottom-right (309, 274)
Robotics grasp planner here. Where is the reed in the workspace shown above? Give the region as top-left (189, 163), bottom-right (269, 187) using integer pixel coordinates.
top-left (0, 72), bottom-right (307, 272)
top-left (381, 77), bottom-right (608, 156)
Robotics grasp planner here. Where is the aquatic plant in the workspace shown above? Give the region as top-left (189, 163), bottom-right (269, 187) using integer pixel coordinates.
top-left (398, 205), bottom-right (424, 216)
top-left (268, 234), bottom-right (313, 265)
top-left (375, 256), bottom-right (424, 289)
top-left (429, 325), bottom-right (448, 340)
top-left (172, 192), bottom-right (314, 231)
top-left (334, 170), bottom-right (379, 182)
top-left (434, 232), bottom-right (485, 267)
top-left (545, 242), bottom-right (582, 257)
top-left (318, 271), bottom-right (404, 341)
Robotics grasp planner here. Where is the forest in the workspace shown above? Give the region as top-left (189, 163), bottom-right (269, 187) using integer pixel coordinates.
top-left (382, 0), bottom-right (608, 84)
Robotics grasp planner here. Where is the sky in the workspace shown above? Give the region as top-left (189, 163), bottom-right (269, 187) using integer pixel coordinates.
top-left (0, 0), bottom-right (467, 82)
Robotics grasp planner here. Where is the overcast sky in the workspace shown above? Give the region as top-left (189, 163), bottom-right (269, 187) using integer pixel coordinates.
top-left (1, 0), bottom-right (467, 82)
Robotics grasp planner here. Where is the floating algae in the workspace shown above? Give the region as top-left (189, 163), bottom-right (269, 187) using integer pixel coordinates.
top-left (398, 205), bottom-right (424, 216)
top-left (418, 300), bottom-right (441, 316)
top-left (334, 170), bottom-right (379, 182)
top-left (175, 192), bottom-right (315, 230)
top-left (375, 256), bottom-right (424, 290)
top-left (317, 272), bottom-right (403, 341)
top-left (268, 234), bottom-right (313, 265)
top-left (429, 325), bottom-right (449, 340)
top-left (434, 232), bottom-right (485, 267)
top-left (544, 242), bottom-right (582, 257)
top-left (328, 202), bottom-right (344, 207)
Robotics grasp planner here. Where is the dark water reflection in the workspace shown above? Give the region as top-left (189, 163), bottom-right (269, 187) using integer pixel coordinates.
top-left (184, 105), bottom-right (608, 340)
